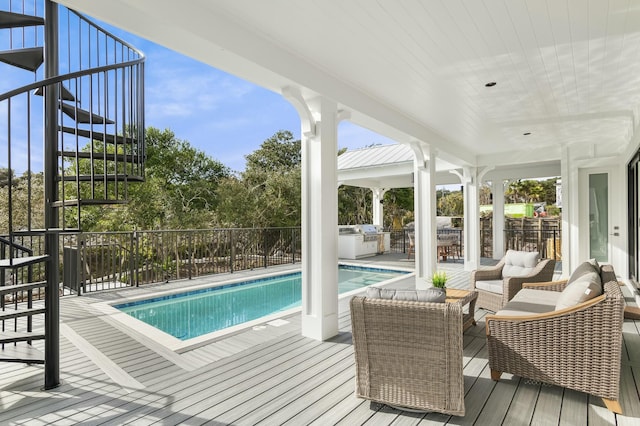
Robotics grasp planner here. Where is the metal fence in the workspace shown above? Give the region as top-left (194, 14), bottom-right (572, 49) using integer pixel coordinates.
top-left (504, 227), bottom-right (561, 260)
top-left (388, 228), bottom-right (465, 257)
top-left (390, 224), bottom-right (561, 261)
top-left (2, 223), bottom-right (561, 300)
top-left (67, 228), bottom-right (301, 294)
top-left (2, 227), bottom-right (301, 297)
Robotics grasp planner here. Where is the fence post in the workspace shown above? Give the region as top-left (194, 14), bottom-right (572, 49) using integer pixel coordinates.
top-left (480, 221), bottom-right (484, 257)
top-left (264, 229), bottom-right (268, 269)
top-left (537, 219), bottom-right (543, 257)
top-left (291, 228), bottom-right (296, 264)
top-left (188, 232), bottom-right (193, 280)
top-left (128, 232), bottom-right (134, 287)
top-left (0, 244), bottom-right (4, 290)
top-left (134, 231), bottom-right (139, 287)
top-left (403, 229), bottom-right (407, 254)
top-left (78, 233), bottom-right (84, 295)
top-left (230, 229), bottom-right (235, 273)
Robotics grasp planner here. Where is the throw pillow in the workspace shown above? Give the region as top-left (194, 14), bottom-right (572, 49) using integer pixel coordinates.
top-left (567, 260), bottom-right (601, 285)
top-left (502, 250), bottom-right (540, 277)
top-left (366, 287), bottom-right (446, 303)
top-left (555, 273), bottom-right (602, 310)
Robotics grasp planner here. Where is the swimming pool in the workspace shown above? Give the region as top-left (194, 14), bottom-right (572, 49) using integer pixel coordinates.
top-left (115, 265), bottom-right (407, 340)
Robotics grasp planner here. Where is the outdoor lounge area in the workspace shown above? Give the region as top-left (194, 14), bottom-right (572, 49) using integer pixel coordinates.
top-left (1, 254), bottom-right (640, 425)
top-left (5, 0), bottom-right (640, 424)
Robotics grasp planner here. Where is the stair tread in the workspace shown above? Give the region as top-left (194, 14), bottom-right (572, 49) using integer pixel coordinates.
top-left (34, 85), bottom-right (75, 101)
top-left (11, 229), bottom-right (78, 235)
top-left (0, 255), bottom-right (48, 269)
top-left (0, 281), bottom-right (47, 295)
top-left (0, 47), bottom-right (43, 72)
top-left (0, 307), bottom-right (46, 321)
top-left (51, 199), bottom-right (129, 207)
top-left (0, 331), bottom-right (46, 343)
top-left (60, 102), bottom-right (115, 125)
top-left (57, 174), bottom-right (144, 182)
top-left (58, 150), bottom-right (142, 163)
top-left (0, 11), bottom-right (44, 29)
top-left (0, 344), bottom-right (45, 364)
top-left (60, 126), bottom-right (136, 145)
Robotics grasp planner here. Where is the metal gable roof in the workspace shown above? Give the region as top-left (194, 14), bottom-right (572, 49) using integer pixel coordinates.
top-left (338, 144), bottom-right (413, 170)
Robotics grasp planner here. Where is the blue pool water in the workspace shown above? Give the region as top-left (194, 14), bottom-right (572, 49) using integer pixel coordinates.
top-left (115, 265), bottom-right (407, 340)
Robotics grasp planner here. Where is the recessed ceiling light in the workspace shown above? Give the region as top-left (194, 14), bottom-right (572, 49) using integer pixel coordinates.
top-left (485, 82), bottom-right (497, 87)
top-left (523, 132), bottom-right (531, 135)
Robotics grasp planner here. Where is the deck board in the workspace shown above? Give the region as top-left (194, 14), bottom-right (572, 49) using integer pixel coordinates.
top-left (165, 335), bottom-right (354, 425)
top-left (1, 256), bottom-right (637, 425)
top-left (530, 384), bottom-right (564, 425)
top-left (473, 373), bottom-right (518, 426)
top-left (558, 389), bottom-right (589, 425)
top-left (278, 374), bottom-right (357, 425)
top-left (307, 392), bottom-right (367, 425)
top-left (100, 336), bottom-right (323, 424)
top-left (212, 348), bottom-right (355, 425)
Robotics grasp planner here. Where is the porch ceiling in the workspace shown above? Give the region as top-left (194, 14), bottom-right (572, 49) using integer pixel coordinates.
top-left (336, 144), bottom-right (561, 189)
top-left (56, 0), bottom-right (640, 169)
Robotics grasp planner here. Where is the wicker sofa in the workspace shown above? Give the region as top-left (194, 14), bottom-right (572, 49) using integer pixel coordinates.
top-left (350, 291), bottom-right (465, 415)
top-left (486, 263), bottom-right (625, 414)
top-left (471, 250), bottom-right (556, 312)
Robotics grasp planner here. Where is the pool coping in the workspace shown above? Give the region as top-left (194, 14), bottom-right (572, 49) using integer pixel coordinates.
top-left (91, 263), bottom-right (415, 353)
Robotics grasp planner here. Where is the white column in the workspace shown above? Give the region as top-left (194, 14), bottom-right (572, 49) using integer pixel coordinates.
top-left (561, 146), bottom-right (573, 277)
top-left (283, 88), bottom-right (338, 341)
top-left (458, 167), bottom-right (480, 271)
top-left (492, 180), bottom-right (505, 260)
top-left (372, 187), bottom-right (388, 227)
top-left (410, 142), bottom-right (437, 288)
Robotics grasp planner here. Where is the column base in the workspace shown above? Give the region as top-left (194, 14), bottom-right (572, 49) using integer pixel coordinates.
top-left (301, 312), bottom-right (339, 341)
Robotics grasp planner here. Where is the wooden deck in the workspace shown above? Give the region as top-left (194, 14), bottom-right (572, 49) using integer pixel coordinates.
top-left (1, 256), bottom-right (640, 425)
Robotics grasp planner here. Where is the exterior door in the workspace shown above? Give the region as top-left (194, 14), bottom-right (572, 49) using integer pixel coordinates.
top-left (579, 167), bottom-right (624, 272)
top-left (629, 150), bottom-right (640, 284)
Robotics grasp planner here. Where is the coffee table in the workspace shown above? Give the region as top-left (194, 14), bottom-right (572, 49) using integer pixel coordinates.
top-left (445, 288), bottom-right (478, 331)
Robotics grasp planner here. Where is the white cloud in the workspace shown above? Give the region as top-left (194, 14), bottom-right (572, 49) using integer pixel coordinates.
top-left (144, 57), bottom-right (256, 121)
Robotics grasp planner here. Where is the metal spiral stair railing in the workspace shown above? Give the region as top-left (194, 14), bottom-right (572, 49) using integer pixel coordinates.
top-left (0, 0), bottom-right (145, 388)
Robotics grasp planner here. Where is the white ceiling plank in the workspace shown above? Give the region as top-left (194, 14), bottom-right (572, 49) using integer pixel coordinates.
top-left (54, 0), bottom-right (640, 166)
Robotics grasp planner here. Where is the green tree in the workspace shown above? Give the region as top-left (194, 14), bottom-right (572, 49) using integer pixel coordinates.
top-left (0, 171), bottom-right (45, 233)
top-left (479, 183), bottom-right (492, 205)
top-left (438, 191), bottom-right (464, 216)
top-left (244, 130), bottom-right (300, 173)
top-left (217, 130), bottom-right (301, 227)
top-left (540, 178), bottom-right (558, 205)
top-left (506, 179), bottom-right (544, 203)
top-left (383, 188), bottom-right (413, 229)
top-left (77, 127), bottom-right (230, 230)
top-left (338, 185), bottom-right (372, 225)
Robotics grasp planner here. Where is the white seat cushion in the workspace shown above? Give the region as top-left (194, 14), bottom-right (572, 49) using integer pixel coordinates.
top-left (366, 287), bottom-right (446, 303)
top-left (475, 279), bottom-right (504, 295)
top-left (495, 289), bottom-right (560, 316)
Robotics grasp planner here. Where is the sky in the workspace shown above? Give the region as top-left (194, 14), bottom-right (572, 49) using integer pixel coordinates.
top-left (103, 24), bottom-right (397, 173)
top-left (0, 11), bottom-right (397, 175)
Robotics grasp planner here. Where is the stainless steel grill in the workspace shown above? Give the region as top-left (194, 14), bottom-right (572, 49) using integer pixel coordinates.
top-left (354, 224), bottom-right (380, 242)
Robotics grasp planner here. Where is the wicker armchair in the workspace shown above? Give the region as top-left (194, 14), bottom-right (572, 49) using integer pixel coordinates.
top-left (350, 296), bottom-right (465, 415)
top-left (471, 250), bottom-right (556, 312)
top-left (486, 265), bottom-right (625, 414)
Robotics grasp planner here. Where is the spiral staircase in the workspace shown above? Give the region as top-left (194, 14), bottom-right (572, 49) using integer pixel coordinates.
top-left (0, 0), bottom-right (145, 388)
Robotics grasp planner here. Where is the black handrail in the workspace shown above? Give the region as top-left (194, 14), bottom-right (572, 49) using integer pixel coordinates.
top-left (0, 59), bottom-right (144, 102)
top-left (0, 236), bottom-right (34, 257)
